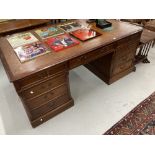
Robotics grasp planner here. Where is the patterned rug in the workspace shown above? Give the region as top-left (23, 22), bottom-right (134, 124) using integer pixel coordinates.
top-left (104, 92), bottom-right (155, 135)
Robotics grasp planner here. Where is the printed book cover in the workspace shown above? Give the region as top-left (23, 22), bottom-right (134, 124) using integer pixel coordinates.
top-left (35, 27), bottom-right (64, 39)
top-left (45, 34), bottom-right (80, 52)
top-left (70, 28), bottom-right (101, 41)
top-left (7, 32), bottom-right (38, 48)
top-left (14, 41), bottom-right (50, 63)
top-left (59, 22), bottom-right (83, 32)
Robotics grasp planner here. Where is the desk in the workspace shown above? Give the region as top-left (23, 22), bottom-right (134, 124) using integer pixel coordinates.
top-left (0, 20), bottom-right (142, 127)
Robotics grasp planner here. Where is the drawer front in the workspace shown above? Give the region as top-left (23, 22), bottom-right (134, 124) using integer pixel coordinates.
top-left (14, 70), bottom-right (48, 91)
top-left (26, 84), bottom-right (68, 110)
top-left (113, 60), bottom-right (133, 75)
top-left (47, 63), bottom-right (67, 77)
top-left (116, 52), bottom-right (134, 65)
top-left (130, 32), bottom-right (141, 41)
top-left (14, 63), bottom-right (68, 91)
top-left (115, 42), bottom-right (137, 59)
top-left (19, 73), bottom-right (67, 100)
top-left (30, 94), bottom-right (71, 119)
top-left (69, 44), bottom-right (114, 69)
top-left (116, 33), bottom-right (141, 47)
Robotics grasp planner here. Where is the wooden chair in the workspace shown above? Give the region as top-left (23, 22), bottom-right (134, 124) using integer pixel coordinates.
top-left (121, 19), bottom-right (155, 64)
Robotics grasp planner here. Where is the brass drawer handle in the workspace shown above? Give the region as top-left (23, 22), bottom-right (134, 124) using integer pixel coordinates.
top-left (30, 91), bottom-right (34, 94)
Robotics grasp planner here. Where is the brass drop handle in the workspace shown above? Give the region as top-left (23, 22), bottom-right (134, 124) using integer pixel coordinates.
top-left (30, 91), bottom-right (34, 94)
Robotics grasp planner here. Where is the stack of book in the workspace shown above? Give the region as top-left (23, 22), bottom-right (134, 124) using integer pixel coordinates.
top-left (35, 25), bottom-right (80, 52)
top-left (7, 32), bottom-right (50, 63)
top-left (7, 21), bottom-right (103, 62)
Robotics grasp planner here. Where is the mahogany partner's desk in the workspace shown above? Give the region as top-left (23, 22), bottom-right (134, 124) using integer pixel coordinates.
top-left (0, 20), bottom-right (143, 127)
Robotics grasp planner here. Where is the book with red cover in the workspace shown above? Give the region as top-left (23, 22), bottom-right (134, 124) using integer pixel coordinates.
top-left (45, 34), bottom-right (80, 52)
top-left (70, 28), bottom-right (101, 41)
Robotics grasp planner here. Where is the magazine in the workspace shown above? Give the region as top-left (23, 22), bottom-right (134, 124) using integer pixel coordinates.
top-left (45, 34), bottom-right (80, 52)
top-left (59, 22), bottom-right (83, 32)
top-left (7, 32), bottom-right (38, 48)
top-left (70, 28), bottom-right (101, 41)
top-left (35, 27), bottom-right (64, 39)
top-left (14, 41), bottom-right (50, 62)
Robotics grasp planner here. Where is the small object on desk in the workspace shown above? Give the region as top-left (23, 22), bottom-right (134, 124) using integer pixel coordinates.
top-left (59, 22), bottom-right (83, 32)
top-left (96, 19), bottom-right (112, 29)
top-left (70, 28), bottom-right (101, 41)
top-left (35, 27), bottom-right (64, 39)
top-left (45, 34), bottom-right (80, 52)
top-left (86, 19), bottom-right (96, 23)
top-left (103, 26), bottom-right (113, 31)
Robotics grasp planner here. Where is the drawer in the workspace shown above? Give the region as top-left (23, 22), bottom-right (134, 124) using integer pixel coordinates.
top-left (116, 36), bottom-right (130, 46)
top-left (130, 32), bottom-right (141, 41)
top-left (26, 84), bottom-right (68, 110)
top-left (69, 44), bottom-right (114, 69)
top-left (47, 63), bottom-right (67, 77)
top-left (14, 63), bottom-right (68, 91)
top-left (112, 60), bottom-right (133, 75)
top-left (116, 53), bottom-right (134, 65)
top-left (30, 94), bottom-right (71, 119)
top-left (116, 33), bottom-right (140, 48)
top-left (14, 70), bottom-right (48, 91)
top-left (19, 73), bottom-right (67, 100)
top-left (115, 43), bottom-right (137, 59)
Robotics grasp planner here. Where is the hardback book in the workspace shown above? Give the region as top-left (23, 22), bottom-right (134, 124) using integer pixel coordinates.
top-left (14, 41), bottom-right (50, 63)
top-left (45, 34), bottom-right (80, 52)
top-left (7, 32), bottom-right (38, 48)
top-left (70, 28), bottom-right (101, 41)
top-left (35, 27), bottom-right (64, 39)
top-left (59, 22), bottom-right (83, 32)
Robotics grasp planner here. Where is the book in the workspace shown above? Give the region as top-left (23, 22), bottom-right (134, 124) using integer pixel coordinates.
top-left (35, 27), bottom-right (64, 39)
top-left (59, 22), bottom-right (83, 32)
top-left (70, 28), bottom-right (101, 41)
top-left (45, 34), bottom-right (80, 52)
top-left (14, 41), bottom-right (50, 63)
top-left (7, 32), bottom-right (38, 48)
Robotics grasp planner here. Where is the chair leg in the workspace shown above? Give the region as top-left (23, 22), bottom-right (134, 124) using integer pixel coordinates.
top-left (152, 40), bottom-right (155, 48)
top-left (142, 41), bottom-right (152, 63)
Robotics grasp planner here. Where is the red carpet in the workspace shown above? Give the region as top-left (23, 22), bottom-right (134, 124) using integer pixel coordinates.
top-left (104, 92), bottom-right (155, 135)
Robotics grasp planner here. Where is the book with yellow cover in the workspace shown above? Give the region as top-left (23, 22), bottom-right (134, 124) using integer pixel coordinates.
top-left (7, 32), bottom-right (38, 48)
top-left (35, 27), bottom-right (64, 39)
